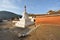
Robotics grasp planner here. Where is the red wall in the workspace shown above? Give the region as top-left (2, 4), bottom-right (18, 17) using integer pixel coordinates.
top-left (35, 16), bottom-right (60, 24)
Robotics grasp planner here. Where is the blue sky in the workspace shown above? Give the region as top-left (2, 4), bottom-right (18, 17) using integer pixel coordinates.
top-left (0, 0), bottom-right (60, 15)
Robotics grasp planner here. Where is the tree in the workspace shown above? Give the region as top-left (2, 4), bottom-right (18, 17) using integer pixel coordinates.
top-left (56, 10), bottom-right (60, 14)
top-left (48, 10), bottom-right (56, 14)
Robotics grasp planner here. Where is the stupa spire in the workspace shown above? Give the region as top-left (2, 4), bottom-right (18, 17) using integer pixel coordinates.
top-left (22, 5), bottom-right (28, 19)
top-left (24, 5), bottom-right (26, 12)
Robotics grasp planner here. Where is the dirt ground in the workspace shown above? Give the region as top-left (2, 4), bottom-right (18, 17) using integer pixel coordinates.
top-left (24, 24), bottom-right (60, 40)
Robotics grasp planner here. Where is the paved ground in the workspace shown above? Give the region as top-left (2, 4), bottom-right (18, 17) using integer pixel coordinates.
top-left (0, 21), bottom-right (38, 40)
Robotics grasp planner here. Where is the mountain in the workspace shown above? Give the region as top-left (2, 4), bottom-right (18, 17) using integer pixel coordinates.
top-left (0, 11), bottom-right (22, 20)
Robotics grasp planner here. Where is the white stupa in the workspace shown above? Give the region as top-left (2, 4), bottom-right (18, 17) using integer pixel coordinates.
top-left (15, 6), bottom-right (34, 28)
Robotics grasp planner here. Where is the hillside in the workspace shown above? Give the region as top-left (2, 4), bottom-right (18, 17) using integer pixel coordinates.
top-left (35, 16), bottom-right (60, 24)
top-left (0, 11), bottom-right (22, 20)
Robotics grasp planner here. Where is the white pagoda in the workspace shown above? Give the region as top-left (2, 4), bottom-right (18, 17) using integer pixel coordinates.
top-left (15, 6), bottom-right (34, 28)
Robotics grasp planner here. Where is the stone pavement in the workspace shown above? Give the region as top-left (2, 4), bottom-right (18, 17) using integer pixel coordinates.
top-left (0, 24), bottom-right (40, 40)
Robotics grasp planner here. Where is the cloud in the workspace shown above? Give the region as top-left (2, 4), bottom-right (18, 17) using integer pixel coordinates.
top-left (0, 0), bottom-right (19, 9)
top-left (0, 0), bottom-right (22, 14)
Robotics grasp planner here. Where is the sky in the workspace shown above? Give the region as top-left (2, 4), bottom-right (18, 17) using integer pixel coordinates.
top-left (0, 0), bottom-right (60, 15)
